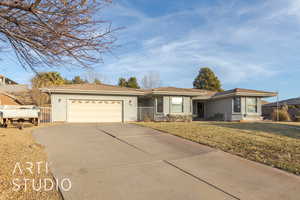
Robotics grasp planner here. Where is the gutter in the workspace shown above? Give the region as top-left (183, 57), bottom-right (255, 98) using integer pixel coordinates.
top-left (40, 88), bottom-right (145, 96)
top-left (211, 92), bottom-right (278, 99)
top-left (149, 91), bottom-right (210, 96)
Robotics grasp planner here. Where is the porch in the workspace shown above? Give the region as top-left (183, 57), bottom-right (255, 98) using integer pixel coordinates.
top-left (192, 100), bottom-right (206, 121)
top-left (137, 96), bottom-right (209, 122)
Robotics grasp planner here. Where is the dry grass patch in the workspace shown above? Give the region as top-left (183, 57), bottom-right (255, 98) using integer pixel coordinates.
top-left (277, 122), bottom-right (300, 127)
top-left (137, 122), bottom-right (300, 175)
top-left (0, 125), bottom-right (62, 200)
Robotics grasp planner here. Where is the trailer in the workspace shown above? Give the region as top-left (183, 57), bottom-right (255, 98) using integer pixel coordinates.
top-left (0, 105), bottom-right (40, 129)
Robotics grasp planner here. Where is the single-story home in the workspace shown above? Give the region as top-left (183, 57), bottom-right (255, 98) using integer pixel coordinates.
top-left (41, 84), bottom-right (277, 123)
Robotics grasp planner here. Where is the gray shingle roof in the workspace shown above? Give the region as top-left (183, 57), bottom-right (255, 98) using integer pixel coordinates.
top-left (42, 84), bottom-right (277, 98)
top-left (263, 97), bottom-right (300, 107)
top-left (45, 83), bottom-right (144, 92)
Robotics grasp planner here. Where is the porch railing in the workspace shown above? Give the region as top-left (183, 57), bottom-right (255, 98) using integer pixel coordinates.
top-left (137, 107), bottom-right (154, 121)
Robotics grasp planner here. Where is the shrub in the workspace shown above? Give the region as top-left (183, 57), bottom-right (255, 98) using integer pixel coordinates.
top-left (288, 105), bottom-right (296, 109)
top-left (166, 114), bottom-right (192, 122)
top-left (207, 113), bottom-right (224, 121)
top-left (272, 106), bottom-right (291, 121)
top-left (143, 114), bottom-right (152, 122)
top-left (295, 110), bottom-right (300, 122)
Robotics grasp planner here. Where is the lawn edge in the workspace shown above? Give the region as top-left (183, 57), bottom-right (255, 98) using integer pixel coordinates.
top-left (134, 122), bottom-right (300, 176)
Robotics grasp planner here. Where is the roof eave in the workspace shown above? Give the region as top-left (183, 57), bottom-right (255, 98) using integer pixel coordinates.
top-left (150, 91), bottom-right (209, 96)
top-left (235, 92), bottom-right (278, 97)
top-left (40, 88), bottom-right (145, 96)
top-left (192, 96), bottom-right (213, 100)
top-left (212, 92), bottom-right (277, 99)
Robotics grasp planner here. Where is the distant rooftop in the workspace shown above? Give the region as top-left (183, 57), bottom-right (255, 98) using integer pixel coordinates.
top-left (0, 75), bottom-right (18, 85)
top-left (263, 97), bottom-right (300, 107)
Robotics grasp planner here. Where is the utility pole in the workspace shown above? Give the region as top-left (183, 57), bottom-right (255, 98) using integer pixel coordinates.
top-left (276, 91), bottom-right (279, 122)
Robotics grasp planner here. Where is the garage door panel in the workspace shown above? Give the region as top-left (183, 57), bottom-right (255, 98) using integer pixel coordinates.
top-left (68, 100), bottom-right (122, 122)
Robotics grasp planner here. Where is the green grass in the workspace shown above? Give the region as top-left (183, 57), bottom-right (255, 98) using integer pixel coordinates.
top-left (137, 122), bottom-right (300, 175)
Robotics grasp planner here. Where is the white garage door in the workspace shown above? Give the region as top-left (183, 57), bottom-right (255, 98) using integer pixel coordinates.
top-left (68, 99), bottom-right (123, 122)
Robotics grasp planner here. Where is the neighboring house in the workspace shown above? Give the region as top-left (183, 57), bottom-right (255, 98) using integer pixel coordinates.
top-left (0, 75), bottom-right (29, 93)
top-left (41, 84), bottom-right (276, 123)
top-left (261, 100), bottom-right (269, 105)
top-left (262, 97), bottom-right (300, 120)
top-left (0, 75), bottom-right (18, 85)
top-left (0, 91), bottom-right (22, 105)
top-left (0, 75), bottom-right (33, 105)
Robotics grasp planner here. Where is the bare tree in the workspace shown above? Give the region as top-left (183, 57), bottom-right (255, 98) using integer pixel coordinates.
top-left (84, 70), bottom-right (105, 84)
top-left (0, 0), bottom-right (117, 71)
top-left (141, 71), bottom-right (161, 89)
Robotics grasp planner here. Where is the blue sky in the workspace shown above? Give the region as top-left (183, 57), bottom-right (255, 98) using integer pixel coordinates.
top-left (2, 0), bottom-right (300, 100)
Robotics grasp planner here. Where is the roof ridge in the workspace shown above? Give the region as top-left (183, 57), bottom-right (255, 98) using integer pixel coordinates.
top-left (47, 83), bottom-right (144, 91)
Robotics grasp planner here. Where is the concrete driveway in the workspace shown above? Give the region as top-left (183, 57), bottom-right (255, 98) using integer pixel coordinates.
top-left (33, 124), bottom-right (300, 200)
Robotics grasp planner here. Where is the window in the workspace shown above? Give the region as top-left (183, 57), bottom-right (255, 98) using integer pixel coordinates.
top-left (171, 97), bottom-right (183, 113)
top-left (233, 97), bottom-right (241, 113)
top-left (156, 97), bottom-right (163, 113)
top-left (247, 97), bottom-right (258, 113)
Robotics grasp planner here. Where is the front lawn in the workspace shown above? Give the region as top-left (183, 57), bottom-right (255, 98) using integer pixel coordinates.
top-left (0, 126), bottom-right (62, 200)
top-left (137, 122), bottom-right (300, 175)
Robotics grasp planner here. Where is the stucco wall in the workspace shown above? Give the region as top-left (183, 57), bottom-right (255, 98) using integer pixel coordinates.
top-left (183, 96), bottom-right (192, 114)
top-left (163, 96), bottom-right (170, 114)
top-left (51, 93), bottom-right (138, 122)
top-left (205, 97), bottom-right (233, 120)
top-left (206, 97), bottom-right (263, 121)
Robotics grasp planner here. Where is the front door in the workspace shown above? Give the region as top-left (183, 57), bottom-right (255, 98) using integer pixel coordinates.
top-left (197, 102), bottom-right (205, 118)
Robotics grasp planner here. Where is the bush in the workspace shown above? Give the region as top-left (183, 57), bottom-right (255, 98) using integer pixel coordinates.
top-left (295, 110), bottom-right (300, 122)
top-left (288, 105), bottom-right (296, 109)
top-left (272, 106), bottom-right (291, 121)
top-left (143, 114), bottom-right (152, 122)
top-left (166, 114), bottom-right (192, 122)
top-left (207, 113), bottom-right (224, 121)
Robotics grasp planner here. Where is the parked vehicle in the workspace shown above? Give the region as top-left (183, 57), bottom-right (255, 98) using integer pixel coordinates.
top-left (0, 105), bottom-right (40, 129)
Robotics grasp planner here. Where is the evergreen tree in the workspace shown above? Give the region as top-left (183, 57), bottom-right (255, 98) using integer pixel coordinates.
top-left (118, 78), bottom-right (127, 87)
top-left (118, 77), bottom-right (140, 88)
top-left (93, 78), bottom-right (101, 84)
top-left (72, 76), bottom-right (87, 84)
top-left (193, 67), bottom-right (223, 92)
top-left (127, 77), bottom-right (140, 89)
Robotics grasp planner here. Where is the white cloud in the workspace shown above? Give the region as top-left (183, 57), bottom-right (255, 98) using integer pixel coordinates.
top-left (96, 0), bottom-right (299, 89)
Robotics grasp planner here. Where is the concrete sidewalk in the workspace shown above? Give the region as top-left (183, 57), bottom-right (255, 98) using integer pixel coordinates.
top-left (33, 123), bottom-right (300, 200)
